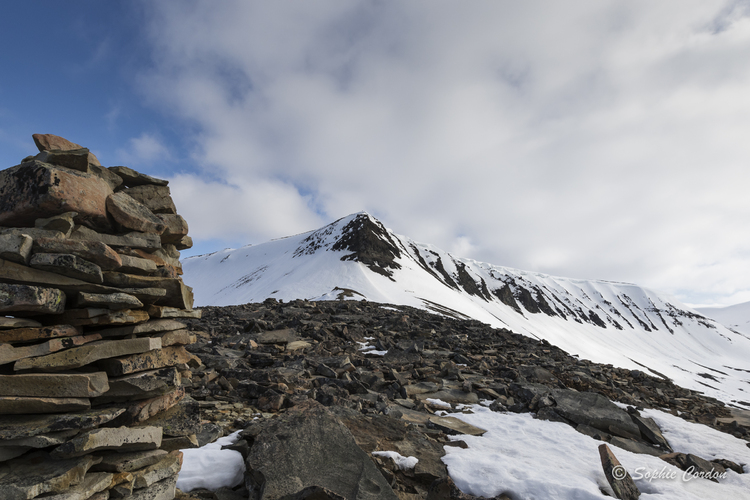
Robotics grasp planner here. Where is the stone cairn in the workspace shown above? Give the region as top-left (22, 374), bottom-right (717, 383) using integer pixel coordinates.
top-left (0, 134), bottom-right (202, 500)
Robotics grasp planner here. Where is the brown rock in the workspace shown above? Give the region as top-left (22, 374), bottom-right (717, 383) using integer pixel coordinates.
top-left (599, 444), bottom-right (640, 500)
top-left (100, 367), bottom-right (180, 401)
top-left (124, 185), bottom-right (176, 214)
top-left (0, 317), bottom-right (42, 329)
top-left (51, 426), bottom-right (163, 458)
top-left (0, 161), bottom-right (112, 229)
top-left (0, 396), bottom-right (91, 415)
top-left (132, 451), bottom-right (182, 489)
top-left (107, 192), bottom-right (166, 234)
top-left (119, 254), bottom-right (158, 275)
top-left (0, 372), bottom-right (109, 398)
top-left (102, 272), bottom-right (194, 309)
top-left (109, 166), bottom-right (169, 187)
top-left (92, 449), bottom-right (168, 473)
top-left (32, 133), bottom-right (102, 166)
top-left (33, 236), bottom-right (122, 270)
top-left (0, 324), bottom-right (81, 344)
top-left (70, 225), bottom-right (162, 250)
top-left (175, 234), bottom-right (193, 251)
top-left (152, 329), bottom-right (196, 347)
top-left (13, 337), bottom-right (161, 372)
top-left (0, 283), bottom-right (66, 314)
top-left (98, 346), bottom-right (196, 376)
top-left (0, 233), bottom-right (33, 264)
top-left (158, 214), bottom-right (189, 245)
top-left (146, 306), bottom-right (201, 319)
top-left (0, 429), bottom-right (79, 449)
top-left (89, 163), bottom-right (124, 190)
top-left (46, 308), bottom-right (150, 327)
top-left (121, 287), bottom-right (167, 304)
top-left (41, 472), bottom-right (113, 500)
top-left (0, 333), bottom-right (102, 366)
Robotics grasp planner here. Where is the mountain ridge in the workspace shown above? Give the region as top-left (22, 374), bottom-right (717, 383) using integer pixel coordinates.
top-left (183, 212), bottom-right (750, 407)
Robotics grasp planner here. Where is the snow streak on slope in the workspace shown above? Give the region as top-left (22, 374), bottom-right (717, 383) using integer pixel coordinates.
top-left (183, 213), bottom-right (750, 407)
top-left (697, 302), bottom-right (750, 336)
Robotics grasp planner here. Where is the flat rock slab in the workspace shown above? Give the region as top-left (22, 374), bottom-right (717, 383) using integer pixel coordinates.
top-left (48, 307), bottom-right (150, 327)
top-left (139, 398), bottom-right (201, 438)
top-left (152, 329), bottom-right (196, 347)
top-left (0, 257), bottom-right (120, 295)
top-left (0, 407), bottom-right (125, 440)
top-left (107, 192), bottom-right (166, 234)
top-left (119, 254), bottom-right (158, 274)
top-left (0, 161), bottom-right (112, 229)
top-left (30, 253), bottom-right (103, 284)
top-left (70, 225), bottom-right (162, 250)
top-left (40, 472), bottom-right (113, 500)
top-left (14, 337), bottom-right (161, 372)
top-left (52, 425), bottom-right (162, 458)
top-left (0, 324), bottom-right (81, 344)
top-left (256, 328), bottom-right (299, 344)
top-left (98, 346), bottom-right (194, 376)
top-left (0, 316), bottom-right (41, 329)
top-left (551, 389), bottom-right (642, 440)
top-left (0, 333), bottom-right (102, 366)
top-left (74, 291), bottom-right (143, 310)
top-left (125, 474), bottom-right (177, 500)
top-left (132, 451), bottom-right (182, 489)
top-left (0, 282), bottom-right (66, 314)
top-left (0, 396), bottom-right (90, 414)
top-left (35, 211), bottom-right (77, 236)
top-left (92, 449), bottom-right (168, 473)
top-left (146, 306), bottom-right (201, 319)
top-left (109, 166), bottom-right (169, 187)
top-left (33, 237), bottom-right (122, 270)
top-left (245, 400), bottom-right (398, 500)
top-left (100, 367), bottom-right (180, 401)
top-left (414, 389), bottom-right (479, 405)
top-left (97, 319), bottom-right (187, 339)
top-left (0, 429), bottom-right (80, 449)
top-left (428, 416), bottom-right (487, 436)
top-left (0, 233), bottom-right (32, 264)
top-left (0, 452), bottom-right (101, 500)
top-left (33, 149), bottom-right (90, 172)
top-left (158, 214), bottom-right (189, 245)
top-left (0, 371), bottom-right (108, 398)
top-left (599, 444), bottom-right (641, 500)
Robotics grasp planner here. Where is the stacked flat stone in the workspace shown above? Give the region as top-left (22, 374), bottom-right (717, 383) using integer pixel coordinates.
top-left (0, 134), bottom-right (202, 500)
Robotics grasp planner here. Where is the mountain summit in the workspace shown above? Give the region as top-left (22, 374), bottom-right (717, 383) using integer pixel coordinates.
top-left (183, 212), bottom-right (750, 407)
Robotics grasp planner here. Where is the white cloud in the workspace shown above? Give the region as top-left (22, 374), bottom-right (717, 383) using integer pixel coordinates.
top-left (115, 132), bottom-right (171, 166)
top-left (137, 0), bottom-right (750, 306)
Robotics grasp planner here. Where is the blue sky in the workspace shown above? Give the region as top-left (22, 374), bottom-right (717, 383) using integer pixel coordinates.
top-left (2, 1), bottom-right (750, 308)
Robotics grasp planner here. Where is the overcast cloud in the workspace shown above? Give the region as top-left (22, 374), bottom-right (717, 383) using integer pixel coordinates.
top-left (133, 1), bottom-right (750, 307)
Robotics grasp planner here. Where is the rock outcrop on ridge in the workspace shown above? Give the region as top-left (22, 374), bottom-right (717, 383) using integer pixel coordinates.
top-left (0, 134), bottom-right (201, 500)
top-left (179, 299), bottom-right (748, 499)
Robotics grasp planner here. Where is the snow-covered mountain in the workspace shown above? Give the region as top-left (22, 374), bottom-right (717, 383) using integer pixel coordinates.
top-left (183, 212), bottom-right (750, 408)
top-left (697, 302), bottom-right (750, 336)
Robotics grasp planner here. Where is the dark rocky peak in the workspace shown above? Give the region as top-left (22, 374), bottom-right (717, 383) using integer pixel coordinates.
top-left (330, 212), bottom-right (404, 279)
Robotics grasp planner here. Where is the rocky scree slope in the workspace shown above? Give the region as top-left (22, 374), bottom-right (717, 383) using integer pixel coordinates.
top-left (183, 213), bottom-right (750, 408)
top-left (177, 299), bottom-right (749, 500)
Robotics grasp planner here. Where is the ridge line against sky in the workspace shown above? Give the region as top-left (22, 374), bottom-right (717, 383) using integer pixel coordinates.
top-left (1, 1), bottom-right (748, 307)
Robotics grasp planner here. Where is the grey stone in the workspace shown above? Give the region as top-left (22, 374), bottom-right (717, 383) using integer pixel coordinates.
top-left (0, 372), bottom-right (109, 397)
top-left (0, 233), bottom-right (32, 264)
top-left (32, 472), bottom-right (113, 500)
top-left (49, 308), bottom-right (150, 327)
top-left (549, 389), bottom-right (642, 440)
top-left (74, 291), bottom-right (143, 310)
top-left (0, 257), bottom-right (120, 296)
top-left (0, 283), bottom-right (66, 314)
top-left (109, 166), bottom-right (169, 187)
top-left (33, 237), bottom-right (122, 270)
top-left (0, 317), bottom-right (42, 330)
top-left (0, 452), bottom-right (101, 500)
top-left (107, 192), bottom-right (166, 234)
top-left (631, 414), bottom-right (672, 451)
top-left (124, 185), bottom-right (176, 214)
top-left (0, 333), bottom-right (102, 366)
top-left (132, 451), bottom-right (182, 489)
top-left (119, 254), bottom-right (158, 275)
top-left (33, 149), bottom-right (90, 172)
top-left (0, 407), bottom-right (125, 440)
top-left (123, 474), bottom-right (177, 500)
top-left (91, 449), bottom-right (168, 473)
top-left (32, 133), bottom-right (101, 166)
top-left (610, 436), bottom-right (666, 457)
top-left (139, 398), bottom-right (201, 437)
top-left (96, 319), bottom-right (187, 339)
top-left (98, 367), bottom-right (181, 402)
top-left (35, 211), bottom-right (77, 237)
top-left (145, 306), bottom-right (201, 319)
top-left (428, 416), bottom-right (487, 436)
top-left (158, 214), bottom-right (189, 245)
top-left (89, 163), bottom-right (124, 190)
top-left (98, 346), bottom-right (196, 377)
top-left (0, 396), bottom-right (90, 414)
top-left (70, 225), bottom-right (162, 250)
top-left (0, 430), bottom-right (80, 449)
top-left (29, 253), bottom-right (103, 284)
top-left (245, 400), bottom-right (397, 499)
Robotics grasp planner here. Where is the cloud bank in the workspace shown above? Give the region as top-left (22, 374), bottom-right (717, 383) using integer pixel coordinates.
top-left (137, 1), bottom-right (750, 306)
